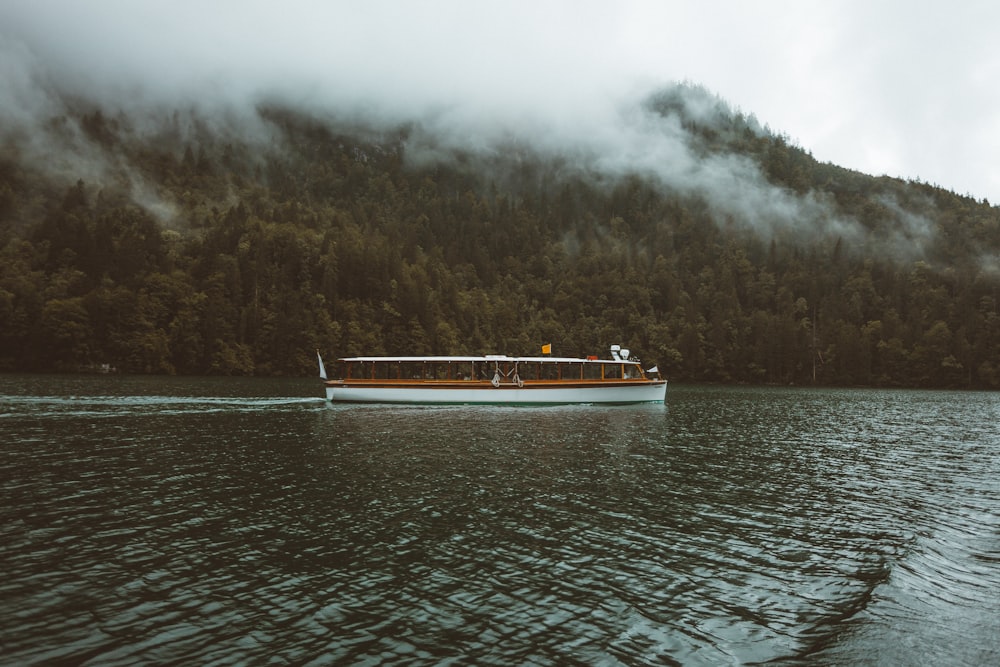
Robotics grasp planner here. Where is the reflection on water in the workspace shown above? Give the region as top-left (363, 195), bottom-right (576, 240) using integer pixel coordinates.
top-left (1, 377), bottom-right (998, 665)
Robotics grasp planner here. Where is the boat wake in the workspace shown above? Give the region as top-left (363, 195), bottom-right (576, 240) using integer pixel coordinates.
top-left (0, 394), bottom-right (327, 419)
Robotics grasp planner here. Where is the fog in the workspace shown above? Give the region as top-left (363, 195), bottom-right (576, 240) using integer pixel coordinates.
top-left (3, 0), bottom-right (991, 253)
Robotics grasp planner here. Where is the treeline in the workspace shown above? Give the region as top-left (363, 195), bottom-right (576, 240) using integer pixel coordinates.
top-left (1, 91), bottom-right (999, 386)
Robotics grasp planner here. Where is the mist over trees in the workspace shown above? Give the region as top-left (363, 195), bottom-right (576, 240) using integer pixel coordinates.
top-left (1, 84), bottom-right (999, 387)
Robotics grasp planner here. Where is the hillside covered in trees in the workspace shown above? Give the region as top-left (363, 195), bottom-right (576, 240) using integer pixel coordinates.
top-left (1, 84), bottom-right (999, 387)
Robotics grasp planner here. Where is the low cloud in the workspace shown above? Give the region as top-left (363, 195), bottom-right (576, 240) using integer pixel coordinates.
top-left (0, 1), bottom-right (961, 255)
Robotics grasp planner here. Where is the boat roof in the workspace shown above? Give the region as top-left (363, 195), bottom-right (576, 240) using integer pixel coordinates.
top-left (337, 355), bottom-right (641, 365)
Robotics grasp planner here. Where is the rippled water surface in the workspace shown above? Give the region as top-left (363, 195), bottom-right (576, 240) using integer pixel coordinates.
top-left (2, 375), bottom-right (999, 665)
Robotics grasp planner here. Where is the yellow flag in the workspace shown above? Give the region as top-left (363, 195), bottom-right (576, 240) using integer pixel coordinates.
top-left (541, 343), bottom-right (552, 355)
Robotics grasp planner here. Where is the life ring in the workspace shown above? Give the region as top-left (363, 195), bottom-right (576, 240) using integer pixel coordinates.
top-left (491, 373), bottom-right (501, 388)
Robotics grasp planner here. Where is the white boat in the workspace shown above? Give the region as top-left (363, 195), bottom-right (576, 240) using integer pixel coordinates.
top-left (317, 345), bottom-right (666, 405)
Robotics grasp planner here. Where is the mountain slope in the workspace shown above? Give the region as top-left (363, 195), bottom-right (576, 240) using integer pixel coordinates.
top-left (1, 84), bottom-right (998, 386)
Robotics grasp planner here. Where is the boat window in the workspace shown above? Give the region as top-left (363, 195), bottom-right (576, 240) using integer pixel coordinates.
top-left (474, 361), bottom-right (493, 380)
top-left (400, 362), bottom-right (423, 379)
top-left (453, 362), bottom-right (474, 380)
top-left (374, 362), bottom-right (398, 380)
top-left (425, 362), bottom-right (448, 380)
top-left (538, 362), bottom-right (559, 380)
top-left (350, 361), bottom-right (375, 379)
top-left (583, 363), bottom-right (603, 380)
top-left (559, 363), bottom-right (582, 380)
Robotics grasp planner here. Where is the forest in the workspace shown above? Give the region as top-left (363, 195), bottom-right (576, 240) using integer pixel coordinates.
top-left (1, 85), bottom-right (999, 387)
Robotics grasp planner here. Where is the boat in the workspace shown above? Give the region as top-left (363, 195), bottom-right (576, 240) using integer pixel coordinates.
top-left (317, 345), bottom-right (666, 405)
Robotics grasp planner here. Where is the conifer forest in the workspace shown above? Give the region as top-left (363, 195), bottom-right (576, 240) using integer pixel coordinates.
top-left (2, 86), bottom-right (999, 387)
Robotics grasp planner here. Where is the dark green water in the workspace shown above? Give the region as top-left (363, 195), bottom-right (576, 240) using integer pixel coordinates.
top-left (2, 375), bottom-right (998, 665)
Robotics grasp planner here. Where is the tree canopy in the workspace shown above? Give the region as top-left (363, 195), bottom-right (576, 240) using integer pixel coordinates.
top-left (2, 87), bottom-right (999, 387)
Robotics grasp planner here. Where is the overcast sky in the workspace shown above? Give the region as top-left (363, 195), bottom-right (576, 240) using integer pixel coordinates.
top-left (2, 0), bottom-right (999, 203)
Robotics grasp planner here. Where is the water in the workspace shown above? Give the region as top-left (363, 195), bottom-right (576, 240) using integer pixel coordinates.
top-left (2, 376), bottom-right (998, 666)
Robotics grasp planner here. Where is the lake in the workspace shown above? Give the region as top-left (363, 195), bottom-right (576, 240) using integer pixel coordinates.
top-left (2, 375), bottom-right (998, 665)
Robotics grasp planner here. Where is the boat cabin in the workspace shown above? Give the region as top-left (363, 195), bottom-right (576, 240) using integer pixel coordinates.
top-left (333, 354), bottom-right (649, 384)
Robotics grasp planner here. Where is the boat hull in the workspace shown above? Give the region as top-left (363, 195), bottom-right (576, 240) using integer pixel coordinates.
top-left (324, 380), bottom-right (667, 405)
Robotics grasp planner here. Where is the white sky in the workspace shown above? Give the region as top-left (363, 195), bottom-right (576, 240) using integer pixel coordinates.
top-left (2, 0), bottom-right (999, 203)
